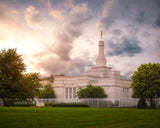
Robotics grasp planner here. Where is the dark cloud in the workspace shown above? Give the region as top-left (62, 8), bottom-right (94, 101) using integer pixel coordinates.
top-left (70, 14), bottom-right (92, 26)
top-left (0, 2), bottom-right (14, 23)
top-left (69, 3), bottom-right (92, 26)
top-left (99, 0), bottom-right (132, 29)
top-left (35, 55), bottom-right (92, 76)
top-left (53, 25), bottom-right (82, 61)
top-left (54, 31), bottom-right (72, 61)
top-left (136, 11), bottom-right (145, 23)
top-left (155, 15), bottom-right (160, 27)
top-left (108, 37), bottom-right (142, 57)
top-left (112, 29), bottom-right (121, 35)
top-left (154, 41), bottom-right (160, 58)
top-left (98, 0), bottom-right (160, 30)
top-left (66, 25), bottom-right (82, 37)
top-left (29, 12), bottom-right (41, 24)
top-left (0, 5), bottom-right (8, 21)
top-left (143, 32), bottom-right (150, 37)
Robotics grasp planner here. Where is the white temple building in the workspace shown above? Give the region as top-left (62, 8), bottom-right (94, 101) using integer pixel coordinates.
top-left (46, 33), bottom-right (132, 99)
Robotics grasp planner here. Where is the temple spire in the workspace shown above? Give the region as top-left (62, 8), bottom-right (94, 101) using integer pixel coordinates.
top-left (100, 30), bottom-right (103, 40)
top-left (96, 31), bottom-right (106, 67)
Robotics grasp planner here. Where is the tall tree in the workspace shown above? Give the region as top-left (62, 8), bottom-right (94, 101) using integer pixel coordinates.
top-left (77, 84), bottom-right (107, 98)
top-left (0, 48), bottom-right (41, 105)
top-left (0, 49), bottom-right (25, 103)
top-left (132, 63), bottom-right (160, 108)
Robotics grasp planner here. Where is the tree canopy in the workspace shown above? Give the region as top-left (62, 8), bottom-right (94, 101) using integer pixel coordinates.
top-left (132, 63), bottom-right (160, 108)
top-left (38, 84), bottom-right (56, 98)
top-left (0, 48), bottom-right (41, 104)
top-left (77, 84), bottom-right (107, 98)
top-left (14, 73), bottom-right (41, 101)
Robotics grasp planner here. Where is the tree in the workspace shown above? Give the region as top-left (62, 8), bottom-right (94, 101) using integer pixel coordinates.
top-left (15, 73), bottom-right (41, 101)
top-left (38, 84), bottom-right (56, 98)
top-left (0, 48), bottom-right (41, 105)
top-left (0, 49), bottom-right (25, 104)
top-left (137, 97), bottom-right (148, 109)
top-left (77, 84), bottom-right (107, 98)
top-left (132, 63), bottom-right (160, 108)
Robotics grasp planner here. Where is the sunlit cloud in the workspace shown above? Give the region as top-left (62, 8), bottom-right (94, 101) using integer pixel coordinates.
top-left (25, 5), bottom-right (41, 28)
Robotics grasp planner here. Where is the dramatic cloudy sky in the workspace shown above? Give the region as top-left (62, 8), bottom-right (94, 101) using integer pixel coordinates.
top-left (0, 0), bottom-right (160, 79)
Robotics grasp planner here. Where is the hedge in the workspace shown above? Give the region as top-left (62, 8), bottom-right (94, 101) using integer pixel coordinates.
top-left (45, 103), bottom-right (88, 107)
top-left (12, 103), bottom-right (35, 107)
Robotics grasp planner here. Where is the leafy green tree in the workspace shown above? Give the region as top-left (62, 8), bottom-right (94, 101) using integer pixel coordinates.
top-left (132, 63), bottom-right (160, 108)
top-left (15, 73), bottom-right (41, 101)
top-left (77, 84), bottom-right (107, 98)
top-left (38, 84), bottom-right (56, 98)
top-left (0, 48), bottom-right (41, 105)
top-left (0, 49), bottom-right (25, 104)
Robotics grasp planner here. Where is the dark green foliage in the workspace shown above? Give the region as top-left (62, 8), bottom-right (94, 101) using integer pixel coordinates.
top-left (45, 103), bottom-right (53, 107)
top-left (15, 73), bottom-right (41, 101)
top-left (0, 48), bottom-right (41, 104)
top-left (77, 84), bottom-right (107, 98)
top-left (3, 99), bottom-right (15, 107)
top-left (3, 99), bottom-right (35, 107)
top-left (38, 84), bottom-right (56, 98)
top-left (132, 63), bottom-right (160, 108)
top-left (137, 97), bottom-right (148, 109)
top-left (45, 103), bottom-right (88, 107)
top-left (12, 103), bottom-right (35, 107)
top-left (0, 49), bottom-right (26, 102)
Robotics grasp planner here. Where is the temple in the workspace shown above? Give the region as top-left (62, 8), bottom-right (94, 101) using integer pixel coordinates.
top-left (43, 32), bottom-right (132, 99)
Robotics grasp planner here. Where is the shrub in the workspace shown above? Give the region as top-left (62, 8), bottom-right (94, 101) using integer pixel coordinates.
top-left (77, 84), bottom-right (107, 98)
top-left (137, 97), bottom-right (148, 109)
top-left (45, 103), bottom-right (53, 107)
top-left (38, 84), bottom-right (56, 98)
top-left (44, 103), bottom-right (88, 107)
top-left (12, 103), bottom-right (35, 107)
top-left (4, 99), bottom-right (15, 107)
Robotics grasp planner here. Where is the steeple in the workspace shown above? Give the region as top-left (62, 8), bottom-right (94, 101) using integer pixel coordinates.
top-left (100, 30), bottom-right (103, 40)
top-left (96, 30), bottom-right (106, 67)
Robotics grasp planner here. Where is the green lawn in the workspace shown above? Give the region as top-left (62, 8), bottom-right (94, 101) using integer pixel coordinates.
top-left (0, 107), bottom-right (160, 128)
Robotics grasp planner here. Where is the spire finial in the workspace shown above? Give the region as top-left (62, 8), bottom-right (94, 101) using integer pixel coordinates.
top-left (100, 30), bottom-right (103, 40)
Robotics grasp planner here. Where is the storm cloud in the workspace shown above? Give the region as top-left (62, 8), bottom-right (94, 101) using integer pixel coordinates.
top-left (108, 37), bottom-right (142, 57)
top-left (98, 0), bottom-right (160, 30)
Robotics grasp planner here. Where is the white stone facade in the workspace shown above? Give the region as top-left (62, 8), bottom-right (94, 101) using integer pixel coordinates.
top-left (52, 75), bottom-right (132, 99)
top-left (46, 39), bottom-right (132, 99)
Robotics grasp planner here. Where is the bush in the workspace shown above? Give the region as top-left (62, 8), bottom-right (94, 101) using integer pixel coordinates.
top-left (3, 99), bottom-right (35, 107)
top-left (77, 84), bottom-right (107, 98)
top-left (137, 97), bottom-right (148, 109)
top-left (12, 103), bottom-right (35, 107)
top-left (45, 103), bottom-right (88, 107)
top-left (4, 99), bottom-right (15, 107)
top-left (45, 103), bottom-right (53, 107)
top-left (38, 84), bottom-right (56, 98)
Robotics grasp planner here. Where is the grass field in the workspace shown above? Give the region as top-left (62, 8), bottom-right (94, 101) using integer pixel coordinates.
top-left (0, 107), bottom-right (160, 128)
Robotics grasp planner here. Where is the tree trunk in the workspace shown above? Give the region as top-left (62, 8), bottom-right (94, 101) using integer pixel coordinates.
top-left (149, 97), bottom-right (156, 109)
top-left (2, 98), bottom-right (6, 106)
